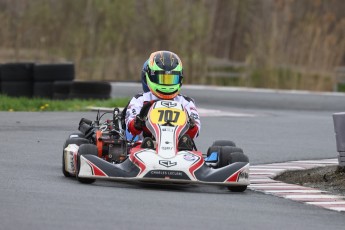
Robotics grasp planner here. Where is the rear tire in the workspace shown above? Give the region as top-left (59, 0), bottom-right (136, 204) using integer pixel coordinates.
top-left (76, 144), bottom-right (98, 184)
top-left (228, 186), bottom-right (247, 192)
top-left (62, 137), bottom-right (89, 177)
top-left (212, 140), bottom-right (236, 147)
top-left (67, 132), bottom-right (86, 139)
top-left (211, 146), bottom-right (245, 168)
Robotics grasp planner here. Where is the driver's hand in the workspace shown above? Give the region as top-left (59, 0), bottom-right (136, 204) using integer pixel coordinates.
top-left (134, 115), bottom-right (145, 131)
top-left (189, 116), bottom-right (196, 129)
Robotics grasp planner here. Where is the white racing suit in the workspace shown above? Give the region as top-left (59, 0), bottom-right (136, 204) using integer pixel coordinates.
top-left (125, 92), bottom-right (201, 139)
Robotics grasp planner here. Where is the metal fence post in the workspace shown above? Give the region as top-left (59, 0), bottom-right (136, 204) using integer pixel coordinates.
top-left (333, 112), bottom-right (345, 167)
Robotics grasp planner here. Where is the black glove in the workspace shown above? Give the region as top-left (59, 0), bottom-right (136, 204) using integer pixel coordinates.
top-left (134, 115), bottom-right (145, 131)
top-left (139, 100), bottom-right (156, 118)
top-left (189, 116), bottom-right (196, 129)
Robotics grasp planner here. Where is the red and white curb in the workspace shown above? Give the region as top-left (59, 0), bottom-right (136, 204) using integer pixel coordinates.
top-left (249, 158), bottom-right (345, 212)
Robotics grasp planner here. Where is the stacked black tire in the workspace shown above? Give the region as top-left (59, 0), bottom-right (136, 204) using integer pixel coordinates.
top-left (0, 62), bottom-right (111, 100)
top-left (69, 81), bottom-right (111, 100)
top-left (0, 63), bottom-right (34, 97)
top-left (33, 63), bottom-right (75, 99)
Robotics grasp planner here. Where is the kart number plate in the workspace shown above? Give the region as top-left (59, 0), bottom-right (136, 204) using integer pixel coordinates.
top-left (150, 108), bottom-right (187, 126)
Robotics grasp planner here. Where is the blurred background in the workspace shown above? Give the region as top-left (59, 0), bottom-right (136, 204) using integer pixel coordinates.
top-left (0, 0), bottom-right (344, 91)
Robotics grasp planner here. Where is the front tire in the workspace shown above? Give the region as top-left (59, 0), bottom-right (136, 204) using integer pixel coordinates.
top-left (76, 144), bottom-right (98, 184)
top-left (220, 147), bottom-right (249, 193)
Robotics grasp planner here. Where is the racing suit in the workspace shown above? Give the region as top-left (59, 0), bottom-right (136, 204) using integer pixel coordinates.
top-left (125, 92), bottom-right (201, 139)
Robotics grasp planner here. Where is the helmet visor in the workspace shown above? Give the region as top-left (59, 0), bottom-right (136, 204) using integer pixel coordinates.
top-left (150, 72), bottom-right (181, 85)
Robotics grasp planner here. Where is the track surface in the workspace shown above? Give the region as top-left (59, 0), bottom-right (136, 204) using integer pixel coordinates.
top-left (1, 85), bottom-right (345, 230)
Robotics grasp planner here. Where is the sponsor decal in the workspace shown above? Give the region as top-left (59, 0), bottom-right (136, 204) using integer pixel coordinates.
top-left (162, 128), bottom-right (174, 132)
top-left (239, 171), bottom-right (249, 180)
top-left (183, 154), bottom-right (198, 161)
top-left (131, 109), bottom-right (137, 115)
top-left (150, 170), bottom-right (182, 176)
top-left (159, 160), bottom-right (177, 168)
top-left (161, 146), bottom-right (173, 150)
top-left (161, 101), bottom-right (177, 108)
top-left (145, 170), bottom-right (190, 180)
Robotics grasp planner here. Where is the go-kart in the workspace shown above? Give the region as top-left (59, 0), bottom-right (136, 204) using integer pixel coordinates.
top-left (62, 100), bottom-right (250, 192)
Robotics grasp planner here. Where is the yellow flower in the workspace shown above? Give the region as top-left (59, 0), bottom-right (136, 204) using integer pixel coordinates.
top-left (8, 109), bottom-right (14, 112)
top-left (45, 104), bottom-right (49, 107)
top-left (40, 106), bottom-right (45, 110)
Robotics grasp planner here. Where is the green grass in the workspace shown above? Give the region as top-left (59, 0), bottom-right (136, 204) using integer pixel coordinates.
top-left (0, 95), bottom-right (129, 111)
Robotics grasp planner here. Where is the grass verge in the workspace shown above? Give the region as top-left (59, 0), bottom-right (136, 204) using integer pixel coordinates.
top-left (0, 95), bottom-right (129, 111)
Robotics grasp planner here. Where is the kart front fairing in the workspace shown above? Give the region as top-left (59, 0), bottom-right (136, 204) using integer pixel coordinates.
top-left (74, 100), bottom-right (250, 187)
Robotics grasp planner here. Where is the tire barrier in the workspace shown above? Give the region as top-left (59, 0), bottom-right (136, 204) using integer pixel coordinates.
top-left (69, 81), bottom-right (111, 100)
top-left (53, 81), bottom-right (73, 100)
top-left (33, 63), bottom-right (74, 82)
top-left (33, 63), bottom-right (74, 98)
top-left (0, 63), bottom-right (34, 97)
top-left (33, 82), bottom-right (55, 98)
top-left (0, 62), bottom-right (111, 100)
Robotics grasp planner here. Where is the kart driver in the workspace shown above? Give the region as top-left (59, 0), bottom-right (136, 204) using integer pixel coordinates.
top-left (125, 51), bottom-right (201, 149)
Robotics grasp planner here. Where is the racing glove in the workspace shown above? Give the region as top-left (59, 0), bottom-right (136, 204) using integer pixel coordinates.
top-left (128, 117), bottom-right (143, 135)
top-left (134, 115), bottom-right (145, 131)
top-left (186, 116), bottom-right (199, 139)
top-left (189, 117), bottom-right (196, 128)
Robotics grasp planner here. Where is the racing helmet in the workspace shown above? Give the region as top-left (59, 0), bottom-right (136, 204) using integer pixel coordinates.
top-left (145, 51), bottom-right (183, 99)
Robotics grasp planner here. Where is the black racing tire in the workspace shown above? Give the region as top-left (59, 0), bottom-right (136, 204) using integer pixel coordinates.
top-left (76, 144), bottom-right (98, 184)
top-left (62, 137), bottom-right (89, 177)
top-left (0, 63), bottom-right (34, 81)
top-left (228, 186), bottom-right (247, 192)
top-left (53, 81), bottom-right (73, 100)
top-left (33, 82), bottom-right (54, 98)
top-left (219, 146), bottom-right (245, 168)
top-left (223, 149), bottom-right (249, 193)
top-left (34, 63), bottom-right (75, 81)
top-left (212, 140), bottom-right (236, 147)
top-left (228, 151), bottom-right (249, 164)
top-left (206, 146), bottom-right (221, 157)
top-left (206, 146), bottom-right (244, 168)
top-left (67, 132), bottom-right (86, 139)
top-left (206, 146), bottom-right (243, 159)
top-left (69, 81), bottom-right (111, 99)
top-left (1, 81), bottom-right (33, 97)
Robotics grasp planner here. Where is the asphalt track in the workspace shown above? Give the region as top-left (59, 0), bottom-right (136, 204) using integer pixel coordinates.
top-left (1, 84), bottom-right (345, 230)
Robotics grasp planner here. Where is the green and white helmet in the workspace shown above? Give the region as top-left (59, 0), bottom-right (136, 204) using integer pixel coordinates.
top-left (145, 51), bottom-right (183, 100)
